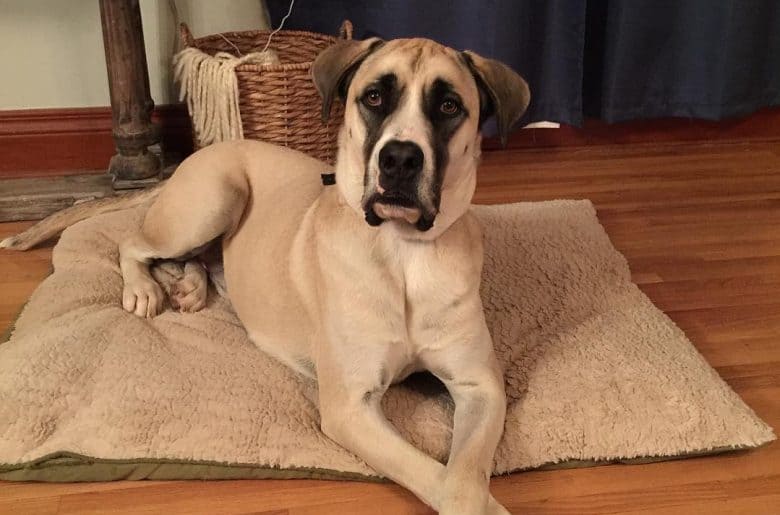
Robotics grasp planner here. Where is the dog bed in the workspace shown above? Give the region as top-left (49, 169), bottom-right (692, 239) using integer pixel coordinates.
top-left (0, 200), bottom-right (773, 482)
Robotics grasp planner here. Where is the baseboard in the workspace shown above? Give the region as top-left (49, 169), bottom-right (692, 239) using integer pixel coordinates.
top-left (0, 105), bottom-right (193, 178)
top-left (1, 105), bottom-right (778, 177)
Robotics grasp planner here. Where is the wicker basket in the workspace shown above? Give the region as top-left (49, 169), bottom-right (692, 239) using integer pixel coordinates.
top-left (179, 21), bottom-right (352, 164)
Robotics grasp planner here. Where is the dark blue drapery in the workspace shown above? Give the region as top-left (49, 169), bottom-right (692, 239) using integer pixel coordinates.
top-left (267, 0), bottom-right (780, 126)
top-left (591, 0), bottom-right (780, 122)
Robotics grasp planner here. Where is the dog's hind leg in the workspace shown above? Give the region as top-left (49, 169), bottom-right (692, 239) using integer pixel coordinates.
top-left (119, 155), bottom-right (248, 318)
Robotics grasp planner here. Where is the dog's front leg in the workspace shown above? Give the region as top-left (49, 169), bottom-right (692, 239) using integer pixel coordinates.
top-left (316, 349), bottom-right (448, 512)
top-left (421, 323), bottom-right (510, 515)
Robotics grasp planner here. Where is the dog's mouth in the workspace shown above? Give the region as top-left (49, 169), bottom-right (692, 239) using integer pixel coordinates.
top-left (364, 191), bottom-right (435, 231)
top-left (376, 190), bottom-right (417, 208)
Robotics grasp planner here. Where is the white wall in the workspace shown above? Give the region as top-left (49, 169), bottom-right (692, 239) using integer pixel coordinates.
top-left (0, 0), bottom-right (269, 110)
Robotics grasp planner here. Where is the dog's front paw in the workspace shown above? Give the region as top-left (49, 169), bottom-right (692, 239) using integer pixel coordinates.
top-left (122, 277), bottom-right (164, 318)
top-left (439, 483), bottom-right (488, 515)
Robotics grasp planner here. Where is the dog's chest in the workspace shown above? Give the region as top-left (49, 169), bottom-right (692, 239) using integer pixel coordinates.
top-left (377, 228), bottom-right (479, 355)
top-left (307, 203), bottom-right (483, 380)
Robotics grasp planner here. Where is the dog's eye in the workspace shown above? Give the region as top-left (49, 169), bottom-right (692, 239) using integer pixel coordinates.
top-left (364, 89), bottom-right (383, 107)
top-left (440, 99), bottom-right (460, 115)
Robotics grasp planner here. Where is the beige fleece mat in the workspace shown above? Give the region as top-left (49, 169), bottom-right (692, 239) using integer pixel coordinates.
top-left (0, 200), bottom-right (774, 482)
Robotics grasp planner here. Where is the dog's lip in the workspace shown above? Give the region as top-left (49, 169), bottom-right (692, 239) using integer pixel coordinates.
top-left (364, 190), bottom-right (436, 231)
top-left (373, 203), bottom-right (422, 224)
top-left (374, 191), bottom-right (417, 207)
top-left (364, 191), bottom-right (421, 224)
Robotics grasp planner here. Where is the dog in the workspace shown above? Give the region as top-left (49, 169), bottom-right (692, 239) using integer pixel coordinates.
top-left (2, 36), bottom-right (529, 514)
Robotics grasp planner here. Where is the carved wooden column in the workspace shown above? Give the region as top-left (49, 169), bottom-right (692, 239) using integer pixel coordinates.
top-left (99, 0), bottom-right (161, 184)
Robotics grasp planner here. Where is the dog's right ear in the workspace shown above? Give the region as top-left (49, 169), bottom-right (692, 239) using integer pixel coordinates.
top-left (312, 38), bottom-right (384, 122)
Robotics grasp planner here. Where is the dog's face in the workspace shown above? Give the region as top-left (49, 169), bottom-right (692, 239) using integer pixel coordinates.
top-left (313, 38), bottom-right (530, 239)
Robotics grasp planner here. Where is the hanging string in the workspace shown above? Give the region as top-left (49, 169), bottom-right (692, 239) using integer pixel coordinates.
top-left (260, 0), bottom-right (296, 53)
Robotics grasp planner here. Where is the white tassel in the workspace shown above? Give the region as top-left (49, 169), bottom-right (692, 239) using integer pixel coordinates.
top-left (173, 47), bottom-right (280, 147)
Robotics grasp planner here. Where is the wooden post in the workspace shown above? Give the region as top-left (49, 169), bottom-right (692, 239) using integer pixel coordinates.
top-left (99, 0), bottom-right (161, 183)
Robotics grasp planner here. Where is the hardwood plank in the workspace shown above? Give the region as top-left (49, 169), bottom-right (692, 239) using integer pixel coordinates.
top-left (495, 475), bottom-right (780, 515)
top-left (0, 480), bottom-right (162, 502)
top-left (0, 495), bottom-right (60, 515)
top-left (54, 480), bottom-right (420, 515)
top-left (666, 304), bottom-right (780, 367)
top-left (617, 494), bottom-right (780, 515)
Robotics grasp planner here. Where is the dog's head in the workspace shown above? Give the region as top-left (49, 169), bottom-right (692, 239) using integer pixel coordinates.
top-left (313, 37), bottom-right (530, 238)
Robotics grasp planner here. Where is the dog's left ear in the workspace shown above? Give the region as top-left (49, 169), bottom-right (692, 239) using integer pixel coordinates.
top-left (312, 38), bottom-right (384, 122)
top-left (462, 51), bottom-right (531, 147)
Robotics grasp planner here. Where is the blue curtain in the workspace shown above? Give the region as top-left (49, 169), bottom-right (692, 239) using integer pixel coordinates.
top-left (267, 0), bottom-right (780, 126)
top-left (590, 0), bottom-right (780, 122)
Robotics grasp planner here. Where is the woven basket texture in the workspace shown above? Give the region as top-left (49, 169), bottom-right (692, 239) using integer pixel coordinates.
top-left (180, 22), bottom-right (351, 164)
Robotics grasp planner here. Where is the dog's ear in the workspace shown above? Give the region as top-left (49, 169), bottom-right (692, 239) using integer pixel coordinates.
top-left (461, 50), bottom-right (531, 147)
top-left (312, 38), bottom-right (384, 122)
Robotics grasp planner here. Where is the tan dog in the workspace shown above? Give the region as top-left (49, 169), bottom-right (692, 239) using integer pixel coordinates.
top-left (2, 37), bottom-right (529, 514)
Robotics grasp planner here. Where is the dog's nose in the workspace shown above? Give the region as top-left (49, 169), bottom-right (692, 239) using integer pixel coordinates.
top-left (378, 140), bottom-right (424, 183)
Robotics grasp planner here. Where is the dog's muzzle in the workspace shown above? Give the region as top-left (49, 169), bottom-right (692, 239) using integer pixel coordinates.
top-left (364, 140), bottom-right (436, 231)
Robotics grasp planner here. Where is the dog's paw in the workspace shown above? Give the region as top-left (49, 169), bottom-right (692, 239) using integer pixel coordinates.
top-left (439, 490), bottom-right (486, 514)
top-left (170, 279), bottom-right (207, 312)
top-left (150, 261), bottom-right (185, 295)
top-left (169, 263), bottom-right (207, 313)
top-left (440, 495), bottom-right (509, 515)
top-left (122, 277), bottom-right (164, 318)
top-left (440, 475), bottom-right (508, 515)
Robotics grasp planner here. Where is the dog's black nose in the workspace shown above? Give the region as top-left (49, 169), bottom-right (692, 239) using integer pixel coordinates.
top-left (378, 140), bottom-right (424, 183)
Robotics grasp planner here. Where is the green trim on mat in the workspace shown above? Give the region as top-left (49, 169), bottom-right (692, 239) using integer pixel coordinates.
top-left (0, 443), bottom-right (769, 483)
top-left (0, 452), bottom-right (384, 483)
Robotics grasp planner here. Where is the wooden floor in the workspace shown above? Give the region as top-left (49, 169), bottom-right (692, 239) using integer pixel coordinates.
top-left (1, 140), bottom-right (779, 514)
